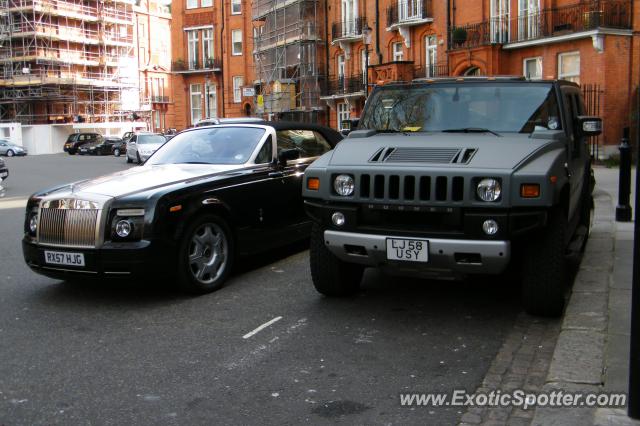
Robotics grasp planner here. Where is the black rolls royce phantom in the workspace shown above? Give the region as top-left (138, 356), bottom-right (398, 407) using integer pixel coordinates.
top-left (23, 122), bottom-right (342, 292)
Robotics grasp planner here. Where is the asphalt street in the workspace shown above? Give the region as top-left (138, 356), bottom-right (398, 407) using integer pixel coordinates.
top-left (0, 154), bottom-right (523, 425)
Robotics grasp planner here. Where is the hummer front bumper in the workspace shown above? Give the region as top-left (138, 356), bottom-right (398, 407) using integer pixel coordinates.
top-left (324, 230), bottom-right (510, 276)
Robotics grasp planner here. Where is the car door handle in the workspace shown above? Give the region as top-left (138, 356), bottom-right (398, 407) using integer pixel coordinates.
top-left (268, 171), bottom-right (284, 178)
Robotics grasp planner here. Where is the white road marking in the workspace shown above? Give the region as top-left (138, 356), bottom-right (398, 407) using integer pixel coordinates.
top-left (0, 197), bottom-right (28, 210)
top-left (242, 316), bottom-right (283, 339)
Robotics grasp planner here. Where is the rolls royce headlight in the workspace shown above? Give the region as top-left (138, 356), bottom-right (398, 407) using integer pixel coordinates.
top-left (334, 174), bottom-right (355, 196)
top-left (29, 214), bottom-right (38, 234)
top-left (115, 219), bottom-right (133, 238)
top-left (476, 178), bottom-right (502, 202)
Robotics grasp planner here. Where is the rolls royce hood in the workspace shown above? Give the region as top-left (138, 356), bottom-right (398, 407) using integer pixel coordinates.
top-left (59, 164), bottom-right (241, 199)
top-left (328, 133), bottom-right (563, 170)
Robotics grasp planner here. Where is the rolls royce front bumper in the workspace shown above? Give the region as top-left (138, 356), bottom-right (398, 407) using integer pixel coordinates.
top-left (324, 230), bottom-right (510, 276)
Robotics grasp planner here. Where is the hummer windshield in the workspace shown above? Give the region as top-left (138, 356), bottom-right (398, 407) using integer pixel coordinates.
top-left (359, 83), bottom-right (562, 134)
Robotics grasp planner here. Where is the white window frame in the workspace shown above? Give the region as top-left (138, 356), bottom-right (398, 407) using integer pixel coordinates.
top-left (392, 42), bottom-right (403, 61)
top-left (231, 0), bottom-right (241, 14)
top-left (201, 0), bottom-right (212, 6)
top-left (341, 0), bottom-right (357, 36)
top-left (558, 51), bottom-right (580, 84)
top-left (186, 0), bottom-right (197, 9)
top-left (190, 84), bottom-right (202, 125)
top-left (518, 0), bottom-right (540, 40)
top-left (490, 0), bottom-right (510, 43)
top-left (205, 82), bottom-right (217, 118)
top-left (425, 35), bottom-right (437, 77)
top-left (232, 29), bottom-right (243, 56)
top-left (233, 76), bottom-right (243, 103)
top-left (523, 56), bottom-right (542, 80)
top-left (337, 103), bottom-right (350, 130)
top-left (337, 54), bottom-right (345, 78)
top-left (187, 30), bottom-right (199, 69)
top-left (202, 28), bottom-right (214, 67)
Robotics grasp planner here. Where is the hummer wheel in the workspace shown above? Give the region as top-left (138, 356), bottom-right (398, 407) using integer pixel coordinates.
top-left (310, 223), bottom-right (363, 296)
top-left (521, 207), bottom-right (567, 317)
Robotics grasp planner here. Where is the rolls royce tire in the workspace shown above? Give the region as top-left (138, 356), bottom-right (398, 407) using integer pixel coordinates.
top-left (309, 223), bottom-right (363, 296)
top-left (521, 207), bottom-right (567, 317)
top-left (177, 214), bottom-right (234, 293)
top-left (113, 148), bottom-right (121, 157)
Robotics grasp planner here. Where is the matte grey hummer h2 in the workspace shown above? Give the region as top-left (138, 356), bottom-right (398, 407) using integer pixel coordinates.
top-left (303, 77), bottom-right (601, 317)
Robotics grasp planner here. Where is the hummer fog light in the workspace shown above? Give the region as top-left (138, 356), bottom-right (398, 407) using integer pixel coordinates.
top-left (115, 219), bottom-right (133, 238)
top-left (477, 178), bottom-right (502, 202)
top-left (29, 214), bottom-right (38, 234)
top-left (334, 174), bottom-right (355, 196)
top-left (331, 212), bottom-right (346, 227)
top-left (482, 219), bottom-right (499, 236)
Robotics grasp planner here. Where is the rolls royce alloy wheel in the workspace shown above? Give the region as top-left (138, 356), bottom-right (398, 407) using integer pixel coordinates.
top-left (178, 215), bottom-right (234, 293)
top-left (521, 206), bottom-right (568, 317)
top-left (309, 223), bottom-right (363, 296)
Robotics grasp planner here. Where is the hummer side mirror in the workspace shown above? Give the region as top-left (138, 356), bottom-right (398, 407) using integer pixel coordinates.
top-left (576, 116), bottom-right (602, 137)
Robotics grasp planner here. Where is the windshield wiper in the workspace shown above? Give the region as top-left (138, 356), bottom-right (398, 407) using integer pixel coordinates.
top-left (179, 161), bottom-right (213, 164)
top-left (442, 128), bottom-right (501, 137)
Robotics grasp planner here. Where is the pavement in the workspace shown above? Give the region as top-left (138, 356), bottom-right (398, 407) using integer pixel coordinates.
top-left (530, 166), bottom-right (640, 426)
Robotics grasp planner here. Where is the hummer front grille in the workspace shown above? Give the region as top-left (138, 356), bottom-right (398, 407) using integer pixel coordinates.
top-left (38, 208), bottom-right (99, 248)
top-left (357, 173), bottom-right (465, 203)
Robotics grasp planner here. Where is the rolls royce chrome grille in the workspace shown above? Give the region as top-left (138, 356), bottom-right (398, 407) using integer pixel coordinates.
top-left (38, 208), bottom-right (99, 248)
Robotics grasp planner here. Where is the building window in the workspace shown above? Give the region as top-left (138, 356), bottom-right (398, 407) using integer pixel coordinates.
top-left (490, 0), bottom-right (510, 43)
top-left (202, 0), bottom-right (212, 6)
top-left (154, 110), bottom-right (161, 131)
top-left (203, 29), bottom-right (214, 67)
top-left (190, 84), bottom-right (202, 125)
top-left (392, 42), bottom-right (403, 61)
top-left (205, 82), bottom-right (217, 118)
top-left (233, 76), bottom-right (243, 103)
top-left (337, 54), bottom-right (345, 78)
top-left (231, 0), bottom-right (241, 14)
top-left (232, 30), bottom-right (242, 56)
top-left (187, 30), bottom-right (199, 69)
top-left (186, 0), bottom-right (197, 9)
top-left (341, 0), bottom-right (356, 35)
top-left (337, 103), bottom-right (350, 130)
top-left (558, 52), bottom-right (580, 84)
top-left (523, 57), bottom-right (542, 80)
top-left (518, 0), bottom-right (540, 40)
top-left (361, 49), bottom-right (367, 82)
top-left (425, 35), bottom-right (437, 77)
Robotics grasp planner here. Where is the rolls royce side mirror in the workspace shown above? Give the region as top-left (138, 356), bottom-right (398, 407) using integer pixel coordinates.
top-left (278, 148), bottom-right (300, 166)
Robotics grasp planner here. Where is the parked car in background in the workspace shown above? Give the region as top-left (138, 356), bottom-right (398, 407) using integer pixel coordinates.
top-left (121, 132), bottom-right (134, 143)
top-left (78, 136), bottom-right (123, 156)
top-left (0, 157), bottom-right (8, 181)
top-left (63, 133), bottom-right (103, 155)
top-left (23, 122), bottom-right (342, 292)
top-left (0, 139), bottom-right (27, 157)
top-left (125, 133), bottom-right (167, 163)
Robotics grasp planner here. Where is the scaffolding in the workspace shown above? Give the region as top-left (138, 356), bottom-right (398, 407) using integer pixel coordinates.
top-left (252, 0), bottom-right (325, 123)
top-left (0, 0), bottom-right (136, 124)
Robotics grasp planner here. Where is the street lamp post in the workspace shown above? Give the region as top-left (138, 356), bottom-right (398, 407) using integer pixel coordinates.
top-left (362, 24), bottom-right (372, 96)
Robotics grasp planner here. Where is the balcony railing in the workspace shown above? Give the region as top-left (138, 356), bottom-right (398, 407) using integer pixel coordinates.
top-left (449, 0), bottom-right (631, 50)
top-left (324, 76), bottom-right (366, 96)
top-left (331, 17), bottom-right (368, 40)
top-left (387, 0), bottom-right (432, 27)
top-left (413, 63), bottom-right (449, 79)
top-left (151, 96), bottom-right (170, 103)
top-left (172, 58), bottom-right (221, 72)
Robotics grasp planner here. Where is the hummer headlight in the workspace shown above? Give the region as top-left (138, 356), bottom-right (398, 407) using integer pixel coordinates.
top-left (333, 174), bottom-right (355, 196)
top-left (476, 178), bottom-right (502, 202)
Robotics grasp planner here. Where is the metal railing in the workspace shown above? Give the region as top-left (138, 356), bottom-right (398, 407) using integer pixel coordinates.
top-left (172, 58), bottom-right (221, 72)
top-left (324, 75), bottom-right (366, 96)
top-left (331, 16), bottom-right (367, 40)
top-left (387, 0), bottom-right (432, 27)
top-left (151, 95), bottom-right (170, 103)
top-left (449, 0), bottom-right (631, 49)
top-left (413, 63), bottom-right (449, 79)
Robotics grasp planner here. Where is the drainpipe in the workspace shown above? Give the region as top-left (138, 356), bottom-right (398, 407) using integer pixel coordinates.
top-left (325, 0), bottom-right (330, 125)
top-left (375, 0), bottom-right (382, 64)
top-left (220, 0), bottom-right (226, 117)
top-left (446, 0), bottom-right (451, 64)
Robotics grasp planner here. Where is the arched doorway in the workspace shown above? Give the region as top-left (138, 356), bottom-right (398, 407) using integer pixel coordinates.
top-left (463, 66), bottom-right (482, 76)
